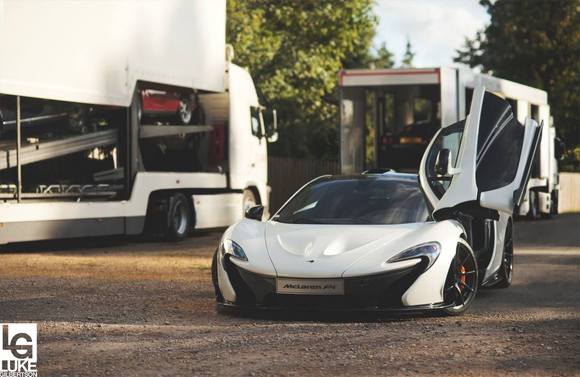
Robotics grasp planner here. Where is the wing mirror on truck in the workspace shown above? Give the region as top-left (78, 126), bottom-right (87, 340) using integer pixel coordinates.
top-left (264, 109), bottom-right (278, 143)
top-left (435, 148), bottom-right (452, 177)
top-left (245, 205), bottom-right (264, 221)
top-left (251, 107), bottom-right (278, 143)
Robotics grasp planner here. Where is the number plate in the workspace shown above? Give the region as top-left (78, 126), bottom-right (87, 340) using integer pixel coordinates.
top-left (276, 278), bottom-right (345, 295)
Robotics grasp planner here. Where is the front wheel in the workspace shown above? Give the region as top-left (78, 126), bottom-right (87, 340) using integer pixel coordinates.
top-left (441, 239), bottom-right (479, 316)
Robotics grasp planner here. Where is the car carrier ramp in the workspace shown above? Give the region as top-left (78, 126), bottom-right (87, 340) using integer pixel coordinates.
top-left (0, 129), bottom-right (118, 171)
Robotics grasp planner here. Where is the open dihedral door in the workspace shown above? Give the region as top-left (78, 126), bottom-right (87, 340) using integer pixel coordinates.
top-left (419, 87), bottom-right (543, 220)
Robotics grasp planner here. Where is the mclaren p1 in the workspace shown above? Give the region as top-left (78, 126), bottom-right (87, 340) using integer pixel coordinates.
top-left (211, 87), bottom-right (542, 315)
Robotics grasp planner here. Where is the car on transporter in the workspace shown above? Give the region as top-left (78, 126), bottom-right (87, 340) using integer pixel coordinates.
top-left (211, 87), bottom-right (542, 315)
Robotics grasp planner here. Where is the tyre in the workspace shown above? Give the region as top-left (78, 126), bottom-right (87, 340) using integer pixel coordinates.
top-left (177, 96), bottom-right (193, 125)
top-left (494, 221), bottom-right (514, 288)
top-left (242, 189), bottom-right (257, 217)
top-left (527, 191), bottom-right (540, 220)
top-left (165, 193), bottom-right (191, 241)
top-left (441, 239), bottom-right (479, 316)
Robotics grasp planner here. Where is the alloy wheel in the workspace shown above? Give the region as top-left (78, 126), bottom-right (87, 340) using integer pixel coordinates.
top-left (443, 240), bottom-right (478, 313)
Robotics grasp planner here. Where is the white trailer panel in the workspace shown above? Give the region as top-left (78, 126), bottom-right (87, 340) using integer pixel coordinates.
top-left (0, 0), bottom-right (226, 106)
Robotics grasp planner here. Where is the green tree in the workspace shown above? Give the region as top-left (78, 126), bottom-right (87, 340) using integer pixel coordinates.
top-left (369, 42), bottom-right (395, 69)
top-left (227, 0), bottom-right (377, 159)
top-left (455, 0), bottom-right (580, 149)
top-left (401, 38), bottom-right (415, 68)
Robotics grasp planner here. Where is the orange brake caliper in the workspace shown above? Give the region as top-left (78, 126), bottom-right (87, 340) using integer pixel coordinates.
top-left (458, 265), bottom-right (466, 291)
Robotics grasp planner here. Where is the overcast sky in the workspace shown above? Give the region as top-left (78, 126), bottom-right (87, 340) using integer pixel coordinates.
top-left (373, 0), bottom-right (490, 67)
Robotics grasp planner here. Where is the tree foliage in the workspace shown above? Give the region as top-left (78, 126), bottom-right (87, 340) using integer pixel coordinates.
top-left (227, 0), bottom-right (377, 158)
top-left (401, 38), bottom-right (415, 68)
top-left (455, 0), bottom-right (580, 147)
top-left (368, 42), bottom-right (395, 69)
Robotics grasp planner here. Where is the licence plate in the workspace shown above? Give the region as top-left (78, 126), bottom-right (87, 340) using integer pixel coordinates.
top-left (276, 278), bottom-right (345, 295)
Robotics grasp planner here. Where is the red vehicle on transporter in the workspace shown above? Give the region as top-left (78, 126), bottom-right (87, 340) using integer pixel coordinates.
top-left (139, 88), bottom-right (205, 125)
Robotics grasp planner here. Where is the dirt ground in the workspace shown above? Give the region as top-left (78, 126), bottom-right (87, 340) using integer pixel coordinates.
top-left (0, 214), bottom-right (579, 377)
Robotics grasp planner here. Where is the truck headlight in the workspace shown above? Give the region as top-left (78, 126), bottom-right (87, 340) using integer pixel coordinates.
top-left (387, 242), bottom-right (440, 270)
top-left (220, 239), bottom-right (248, 261)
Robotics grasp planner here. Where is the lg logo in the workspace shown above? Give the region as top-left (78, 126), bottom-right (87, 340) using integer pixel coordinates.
top-left (0, 324), bottom-right (37, 376)
top-left (2, 325), bottom-right (33, 359)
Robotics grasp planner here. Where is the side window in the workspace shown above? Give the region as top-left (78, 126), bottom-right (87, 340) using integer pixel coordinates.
top-left (250, 106), bottom-right (262, 137)
top-left (425, 120), bottom-right (465, 198)
top-left (475, 93), bottom-right (524, 192)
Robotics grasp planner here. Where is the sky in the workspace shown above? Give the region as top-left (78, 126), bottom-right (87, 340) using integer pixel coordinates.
top-left (373, 0), bottom-right (491, 67)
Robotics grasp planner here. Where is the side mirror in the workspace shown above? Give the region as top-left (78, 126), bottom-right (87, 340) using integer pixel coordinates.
top-left (245, 205), bottom-right (264, 221)
top-left (265, 109), bottom-right (278, 143)
top-left (250, 107), bottom-right (263, 138)
top-left (435, 148), bottom-right (452, 176)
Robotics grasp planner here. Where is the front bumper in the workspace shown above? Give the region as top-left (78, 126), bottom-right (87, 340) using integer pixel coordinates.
top-left (217, 256), bottom-right (448, 312)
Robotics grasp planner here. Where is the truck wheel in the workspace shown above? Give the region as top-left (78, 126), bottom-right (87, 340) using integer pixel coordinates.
top-left (527, 191), bottom-right (540, 220)
top-left (165, 193), bottom-right (191, 241)
top-left (242, 189), bottom-right (257, 217)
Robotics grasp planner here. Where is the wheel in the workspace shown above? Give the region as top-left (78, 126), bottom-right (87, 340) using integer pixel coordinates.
top-left (165, 193), bottom-right (191, 241)
top-left (242, 189), bottom-right (257, 217)
top-left (527, 191), bottom-right (540, 220)
top-left (494, 221), bottom-right (514, 288)
top-left (177, 96), bottom-right (193, 125)
top-left (441, 239), bottom-right (479, 316)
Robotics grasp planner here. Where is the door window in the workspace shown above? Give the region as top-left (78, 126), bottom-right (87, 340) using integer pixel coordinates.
top-left (475, 92), bottom-right (524, 192)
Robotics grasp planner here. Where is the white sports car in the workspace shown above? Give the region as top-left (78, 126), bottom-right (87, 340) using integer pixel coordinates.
top-left (212, 87), bottom-right (542, 315)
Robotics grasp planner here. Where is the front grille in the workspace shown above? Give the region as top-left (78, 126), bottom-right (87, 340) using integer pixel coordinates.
top-left (224, 259), bottom-right (426, 310)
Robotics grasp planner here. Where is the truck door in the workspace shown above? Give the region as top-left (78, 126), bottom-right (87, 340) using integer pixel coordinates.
top-left (419, 87), bottom-right (543, 220)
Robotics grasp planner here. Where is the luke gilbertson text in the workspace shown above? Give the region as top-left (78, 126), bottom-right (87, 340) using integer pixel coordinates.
top-left (0, 324), bottom-right (37, 377)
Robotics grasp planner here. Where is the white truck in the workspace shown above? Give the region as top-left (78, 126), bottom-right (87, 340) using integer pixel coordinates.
top-left (0, 0), bottom-right (277, 244)
top-left (338, 67), bottom-right (562, 218)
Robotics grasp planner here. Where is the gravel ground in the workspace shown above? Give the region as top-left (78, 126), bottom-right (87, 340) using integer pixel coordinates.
top-left (0, 214), bottom-right (579, 376)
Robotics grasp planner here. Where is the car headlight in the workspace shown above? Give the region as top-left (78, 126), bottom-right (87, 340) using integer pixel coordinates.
top-left (220, 239), bottom-right (248, 261)
top-left (387, 242), bottom-right (440, 270)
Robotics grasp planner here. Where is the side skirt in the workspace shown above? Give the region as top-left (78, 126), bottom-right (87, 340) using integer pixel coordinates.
top-left (0, 216), bottom-right (145, 244)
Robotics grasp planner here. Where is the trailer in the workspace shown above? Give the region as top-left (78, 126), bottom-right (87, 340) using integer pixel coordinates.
top-left (338, 67), bottom-right (561, 218)
top-left (0, 0), bottom-right (277, 244)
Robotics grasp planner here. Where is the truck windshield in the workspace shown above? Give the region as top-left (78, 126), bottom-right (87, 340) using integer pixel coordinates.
top-left (273, 176), bottom-right (428, 225)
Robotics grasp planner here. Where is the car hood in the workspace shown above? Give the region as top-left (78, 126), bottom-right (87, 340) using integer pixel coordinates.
top-left (264, 221), bottom-right (425, 278)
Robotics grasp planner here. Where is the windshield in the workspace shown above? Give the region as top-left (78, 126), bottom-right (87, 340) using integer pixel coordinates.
top-left (273, 176), bottom-right (429, 225)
